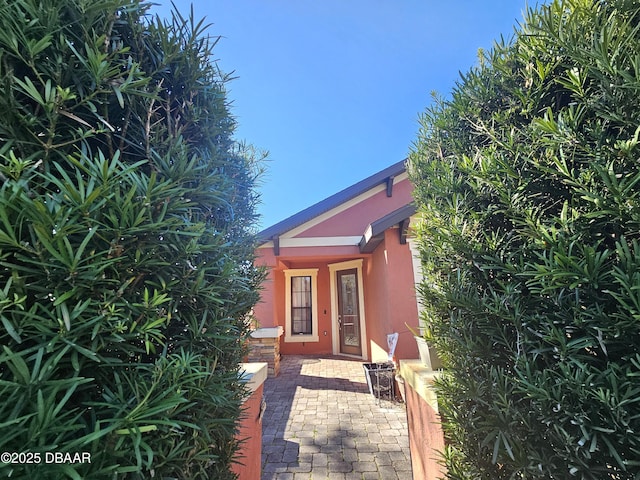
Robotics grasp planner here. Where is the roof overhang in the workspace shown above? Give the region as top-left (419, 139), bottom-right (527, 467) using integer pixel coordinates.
top-left (359, 203), bottom-right (416, 253)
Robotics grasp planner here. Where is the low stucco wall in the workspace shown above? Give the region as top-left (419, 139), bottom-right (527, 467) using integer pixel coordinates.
top-left (400, 360), bottom-right (446, 480)
top-left (233, 363), bottom-right (267, 480)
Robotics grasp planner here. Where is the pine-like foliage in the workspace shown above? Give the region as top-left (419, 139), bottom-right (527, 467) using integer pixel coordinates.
top-left (0, 0), bottom-right (264, 478)
top-left (409, 1), bottom-right (640, 478)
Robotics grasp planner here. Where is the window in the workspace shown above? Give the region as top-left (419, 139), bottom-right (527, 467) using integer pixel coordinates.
top-left (284, 269), bottom-right (319, 342)
top-left (291, 276), bottom-right (312, 334)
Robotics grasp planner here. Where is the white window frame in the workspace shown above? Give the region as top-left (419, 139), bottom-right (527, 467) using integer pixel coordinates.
top-left (284, 268), bottom-right (319, 343)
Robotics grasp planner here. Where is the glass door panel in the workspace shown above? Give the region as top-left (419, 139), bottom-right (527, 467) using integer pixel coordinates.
top-left (337, 269), bottom-right (361, 356)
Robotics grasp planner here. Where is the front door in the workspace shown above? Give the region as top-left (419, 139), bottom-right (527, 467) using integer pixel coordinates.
top-left (337, 269), bottom-right (362, 356)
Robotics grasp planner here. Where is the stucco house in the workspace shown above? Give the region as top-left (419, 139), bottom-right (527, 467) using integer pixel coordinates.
top-left (249, 160), bottom-right (423, 375)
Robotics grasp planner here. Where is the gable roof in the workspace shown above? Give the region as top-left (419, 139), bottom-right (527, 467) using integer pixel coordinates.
top-left (258, 159), bottom-right (408, 244)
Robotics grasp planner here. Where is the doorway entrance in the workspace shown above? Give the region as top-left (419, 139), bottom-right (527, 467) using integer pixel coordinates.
top-left (337, 268), bottom-right (362, 356)
top-left (329, 259), bottom-right (367, 359)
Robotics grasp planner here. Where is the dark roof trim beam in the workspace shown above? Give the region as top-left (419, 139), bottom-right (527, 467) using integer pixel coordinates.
top-left (386, 175), bottom-right (395, 197)
top-left (399, 217), bottom-right (411, 245)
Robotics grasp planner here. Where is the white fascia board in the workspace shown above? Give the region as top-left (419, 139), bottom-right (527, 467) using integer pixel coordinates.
top-left (362, 224), bottom-right (373, 244)
top-left (279, 236), bottom-right (362, 248)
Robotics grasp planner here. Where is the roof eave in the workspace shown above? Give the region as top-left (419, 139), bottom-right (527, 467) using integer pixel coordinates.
top-left (358, 203), bottom-right (417, 253)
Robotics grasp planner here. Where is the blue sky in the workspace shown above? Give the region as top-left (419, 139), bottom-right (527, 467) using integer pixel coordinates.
top-left (152, 1), bottom-right (537, 229)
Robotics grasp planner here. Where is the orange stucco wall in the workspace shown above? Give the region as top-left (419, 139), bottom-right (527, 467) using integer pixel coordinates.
top-left (405, 381), bottom-right (446, 480)
top-left (232, 383), bottom-right (264, 480)
top-left (363, 228), bottom-right (420, 362)
top-left (253, 249), bottom-right (277, 328)
top-left (363, 240), bottom-right (391, 361)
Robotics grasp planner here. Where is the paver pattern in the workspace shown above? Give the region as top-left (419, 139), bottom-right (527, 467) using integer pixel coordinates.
top-left (261, 355), bottom-right (412, 480)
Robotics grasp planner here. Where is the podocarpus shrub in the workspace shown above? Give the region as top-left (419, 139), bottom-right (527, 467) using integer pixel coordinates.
top-left (0, 0), bottom-right (263, 478)
top-left (409, 1), bottom-right (640, 478)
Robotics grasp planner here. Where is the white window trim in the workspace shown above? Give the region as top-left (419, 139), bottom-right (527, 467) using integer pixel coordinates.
top-left (328, 259), bottom-right (368, 359)
top-left (284, 268), bottom-right (319, 343)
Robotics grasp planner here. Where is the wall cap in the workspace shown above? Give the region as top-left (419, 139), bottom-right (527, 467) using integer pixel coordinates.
top-left (399, 359), bottom-right (441, 412)
top-left (239, 362), bottom-right (268, 394)
top-left (250, 326), bottom-right (284, 338)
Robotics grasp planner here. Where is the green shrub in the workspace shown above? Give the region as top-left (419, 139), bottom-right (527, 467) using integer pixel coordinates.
top-left (0, 0), bottom-right (263, 478)
top-left (409, 1), bottom-right (640, 478)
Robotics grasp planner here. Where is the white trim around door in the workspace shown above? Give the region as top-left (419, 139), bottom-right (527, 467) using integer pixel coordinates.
top-left (328, 259), bottom-right (367, 359)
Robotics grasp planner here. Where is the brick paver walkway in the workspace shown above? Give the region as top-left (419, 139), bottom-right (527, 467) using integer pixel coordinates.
top-left (261, 355), bottom-right (412, 480)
